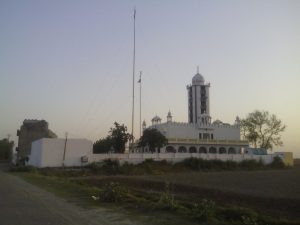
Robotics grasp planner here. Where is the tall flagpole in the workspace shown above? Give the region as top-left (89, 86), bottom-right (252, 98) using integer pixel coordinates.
top-left (139, 71), bottom-right (142, 138)
top-left (131, 8), bottom-right (136, 149)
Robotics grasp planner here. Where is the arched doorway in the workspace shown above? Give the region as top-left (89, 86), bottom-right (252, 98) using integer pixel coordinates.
top-left (199, 147), bottom-right (207, 153)
top-left (209, 147), bottom-right (217, 154)
top-left (228, 147), bottom-right (236, 154)
top-left (189, 146), bottom-right (197, 153)
top-left (219, 147), bottom-right (226, 154)
top-left (166, 146), bottom-right (176, 153)
top-left (178, 146), bottom-right (187, 153)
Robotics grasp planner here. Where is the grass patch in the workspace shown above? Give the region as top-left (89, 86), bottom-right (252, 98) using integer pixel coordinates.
top-left (15, 172), bottom-right (100, 208)
top-left (14, 171), bottom-right (300, 225)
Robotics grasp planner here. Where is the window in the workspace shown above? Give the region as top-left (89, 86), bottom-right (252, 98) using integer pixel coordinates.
top-left (211, 134), bottom-right (213, 139)
top-left (199, 133), bottom-right (202, 139)
top-left (203, 133), bottom-right (210, 139)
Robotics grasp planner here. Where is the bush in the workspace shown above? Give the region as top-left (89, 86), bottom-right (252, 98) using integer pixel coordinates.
top-left (99, 182), bottom-right (128, 202)
top-left (241, 215), bottom-right (259, 225)
top-left (102, 159), bottom-right (120, 174)
top-left (158, 182), bottom-right (179, 210)
top-left (10, 165), bottom-right (37, 173)
top-left (239, 159), bottom-right (264, 170)
top-left (182, 157), bottom-right (201, 170)
top-left (269, 156), bottom-right (285, 169)
top-left (217, 206), bottom-right (258, 222)
top-left (191, 199), bottom-right (216, 222)
top-left (85, 162), bottom-right (102, 172)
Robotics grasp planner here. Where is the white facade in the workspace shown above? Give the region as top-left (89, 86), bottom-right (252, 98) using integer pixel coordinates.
top-left (28, 138), bottom-right (92, 168)
top-left (142, 71), bottom-right (248, 154)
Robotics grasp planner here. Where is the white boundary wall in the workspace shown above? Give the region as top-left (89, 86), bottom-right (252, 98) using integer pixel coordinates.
top-left (90, 152), bottom-right (275, 165)
top-left (28, 138), bottom-right (287, 167)
top-left (28, 138), bottom-right (92, 167)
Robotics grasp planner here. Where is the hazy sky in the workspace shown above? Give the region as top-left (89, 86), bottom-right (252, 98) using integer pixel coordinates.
top-left (1, 0), bottom-right (299, 157)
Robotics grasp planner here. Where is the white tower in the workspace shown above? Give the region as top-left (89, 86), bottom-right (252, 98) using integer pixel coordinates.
top-left (167, 111), bottom-right (172, 123)
top-left (187, 67), bottom-right (210, 124)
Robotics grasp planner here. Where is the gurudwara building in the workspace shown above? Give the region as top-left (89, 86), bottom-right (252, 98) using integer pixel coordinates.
top-left (143, 70), bottom-right (248, 154)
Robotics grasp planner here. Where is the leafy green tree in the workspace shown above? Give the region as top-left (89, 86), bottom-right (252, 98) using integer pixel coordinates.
top-left (93, 137), bottom-right (112, 153)
top-left (139, 129), bottom-right (168, 152)
top-left (241, 110), bottom-right (286, 150)
top-left (93, 122), bottom-right (132, 154)
top-left (0, 138), bottom-right (14, 160)
top-left (109, 122), bottom-right (132, 153)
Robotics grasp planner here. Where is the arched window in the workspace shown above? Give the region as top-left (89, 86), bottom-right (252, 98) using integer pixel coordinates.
top-left (189, 146), bottom-right (197, 153)
top-left (209, 147), bottom-right (217, 154)
top-left (199, 147), bottom-right (207, 153)
top-left (228, 147), bottom-right (236, 154)
top-left (166, 146), bottom-right (176, 153)
top-left (178, 146), bottom-right (187, 153)
top-left (219, 147), bottom-right (226, 154)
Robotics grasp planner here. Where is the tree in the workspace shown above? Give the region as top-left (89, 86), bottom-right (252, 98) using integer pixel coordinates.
top-left (93, 137), bottom-right (112, 153)
top-left (93, 122), bottom-right (132, 154)
top-left (240, 110), bottom-right (286, 150)
top-left (0, 138), bottom-right (14, 160)
top-left (139, 129), bottom-right (168, 153)
top-left (109, 122), bottom-right (132, 153)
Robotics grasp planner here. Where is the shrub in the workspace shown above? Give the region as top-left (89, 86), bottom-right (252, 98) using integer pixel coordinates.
top-left (99, 182), bottom-right (128, 202)
top-left (182, 157), bottom-right (201, 170)
top-left (102, 159), bottom-right (120, 174)
top-left (241, 215), bottom-right (259, 225)
top-left (191, 199), bottom-right (216, 222)
top-left (239, 159), bottom-right (264, 170)
top-left (217, 206), bottom-right (258, 222)
top-left (158, 182), bottom-right (179, 210)
top-left (10, 165), bottom-right (37, 173)
top-left (269, 156), bottom-right (285, 169)
top-left (85, 162), bottom-right (102, 172)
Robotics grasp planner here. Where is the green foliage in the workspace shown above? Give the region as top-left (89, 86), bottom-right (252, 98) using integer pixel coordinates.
top-left (217, 206), bottom-right (258, 223)
top-left (158, 182), bottom-right (179, 210)
top-left (138, 128), bottom-right (168, 152)
top-left (93, 122), bottom-right (132, 154)
top-left (241, 110), bottom-right (286, 150)
top-left (241, 215), bottom-right (259, 225)
top-left (109, 122), bottom-right (132, 153)
top-left (10, 165), bottom-right (37, 173)
top-left (85, 162), bottom-right (102, 172)
top-left (239, 159), bottom-right (264, 170)
top-left (180, 157), bottom-right (264, 171)
top-left (102, 159), bottom-right (120, 174)
top-left (93, 137), bottom-right (112, 153)
top-left (99, 182), bottom-right (128, 202)
top-left (269, 156), bottom-right (285, 169)
top-left (0, 138), bottom-right (14, 160)
top-left (191, 199), bottom-right (216, 222)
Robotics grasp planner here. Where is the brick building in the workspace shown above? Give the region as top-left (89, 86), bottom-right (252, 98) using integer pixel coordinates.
top-left (16, 119), bottom-right (57, 162)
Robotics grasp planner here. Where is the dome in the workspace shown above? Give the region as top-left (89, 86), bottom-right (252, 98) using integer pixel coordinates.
top-left (151, 115), bottom-right (161, 122)
top-left (212, 119), bottom-right (223, 125)
top-left (192, 73), bottom-right (205, 85)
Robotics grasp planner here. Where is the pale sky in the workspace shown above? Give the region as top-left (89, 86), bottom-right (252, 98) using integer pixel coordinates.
top-left (1, 0), bottom-right (300, 157)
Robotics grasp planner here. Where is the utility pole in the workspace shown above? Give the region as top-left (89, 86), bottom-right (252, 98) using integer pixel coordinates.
top-left (138, 71), bottom-right (142, 138)
top-left (131, 8), bottom-right (136, 150)
top-left (62, 132), bottom-right (68, 168)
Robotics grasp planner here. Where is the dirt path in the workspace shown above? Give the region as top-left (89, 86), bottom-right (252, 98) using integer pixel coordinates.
top-left (0, 167), bottom-right (143, 225)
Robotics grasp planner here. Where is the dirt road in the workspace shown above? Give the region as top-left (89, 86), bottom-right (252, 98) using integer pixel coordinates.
top-left (0, 166), bottom-right (142, 225)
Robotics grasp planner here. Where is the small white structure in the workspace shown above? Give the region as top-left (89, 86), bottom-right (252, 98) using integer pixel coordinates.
top-left (28, 138), bottom-right (92, 168)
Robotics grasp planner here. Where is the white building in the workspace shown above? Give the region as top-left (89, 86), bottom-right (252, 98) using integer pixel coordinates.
top-left (28, 138), bottom-right (92, 167)
top-left (142, 70), bottom-right (248, 154)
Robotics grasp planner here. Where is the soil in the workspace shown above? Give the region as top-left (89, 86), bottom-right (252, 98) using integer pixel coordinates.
top-left (0, 164), bottom-right (147, 225)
